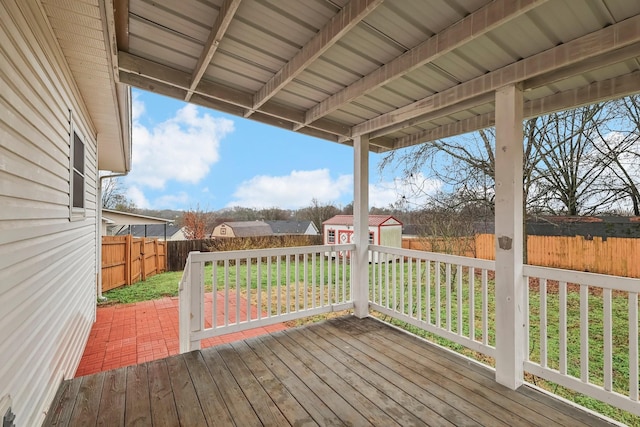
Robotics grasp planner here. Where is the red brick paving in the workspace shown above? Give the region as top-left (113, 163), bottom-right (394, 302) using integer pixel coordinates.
top-left (75, 293), bottom-right (286, 377)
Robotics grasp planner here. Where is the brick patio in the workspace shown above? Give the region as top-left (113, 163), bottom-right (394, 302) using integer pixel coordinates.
top-left (75, 293), bottom-right (287, 377)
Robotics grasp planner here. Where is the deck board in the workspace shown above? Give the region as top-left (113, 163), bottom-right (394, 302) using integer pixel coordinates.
top-left (124, 364), bottom-right (151, 426)
top-left (165, 355), bottom-right (207, 427)
top-left (45, 315), bottom-right (618, 427)
top-left (96, 367), bottom-right (126, 426)
top-left (216, 343), bottom-right (291, 426)
top-left (70, 372), bottom-right (105, 425)
top-left (182, 351), bottom-right (235, 426)
top-left (148, 359), bottom-right (179, 427)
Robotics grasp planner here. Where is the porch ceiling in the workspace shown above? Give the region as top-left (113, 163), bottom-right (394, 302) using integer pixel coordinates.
top-left (109, 0), bottom-right (640, 153)
top-left (42, 0), bottom-right (132, 173)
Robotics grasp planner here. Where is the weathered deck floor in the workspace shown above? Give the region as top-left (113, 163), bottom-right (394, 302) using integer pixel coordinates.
top-left (45, 316), bottom-right (614, 426)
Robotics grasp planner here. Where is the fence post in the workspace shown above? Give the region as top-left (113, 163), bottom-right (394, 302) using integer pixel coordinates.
top-left (125, 234), bottom-right (132, 285)
top-left (154, 239), bottom-right (159, 275)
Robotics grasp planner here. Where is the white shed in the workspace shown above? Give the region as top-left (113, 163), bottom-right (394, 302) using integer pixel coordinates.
top-left (323, 215), bottom-right (403, 261)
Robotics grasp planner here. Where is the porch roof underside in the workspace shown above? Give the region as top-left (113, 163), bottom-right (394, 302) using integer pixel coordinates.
top-left (109, 0), bottom-right (640, 152)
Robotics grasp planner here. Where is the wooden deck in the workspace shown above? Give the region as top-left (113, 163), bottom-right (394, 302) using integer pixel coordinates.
top-left (44, 316), bottom-right (615, 426)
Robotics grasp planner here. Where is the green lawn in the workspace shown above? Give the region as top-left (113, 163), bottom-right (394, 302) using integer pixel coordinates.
top-left (101, 259), bottom-right (638, 424)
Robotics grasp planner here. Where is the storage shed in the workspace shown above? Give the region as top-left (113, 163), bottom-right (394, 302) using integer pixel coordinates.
top-left (323, 215), bottom-right (402, 262)
top-left (211, 221), bottom-right (274, 238)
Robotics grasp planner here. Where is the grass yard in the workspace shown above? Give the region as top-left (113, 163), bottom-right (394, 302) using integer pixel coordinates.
top-left (100, 259), bottom-right (638, 424)
top-left (100, 270), bottom-right (184, 304)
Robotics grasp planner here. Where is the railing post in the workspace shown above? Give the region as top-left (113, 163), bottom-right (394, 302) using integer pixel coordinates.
top-left (353, 133), bottom-right (369, 318)
top-left (179, 252), bottom-right (204, 353)
top-left (494, 83), bottom-right (525, 389)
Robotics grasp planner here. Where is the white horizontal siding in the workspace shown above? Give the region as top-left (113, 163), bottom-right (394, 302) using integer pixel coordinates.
top-left (0, 1), bottom-right (99, 426)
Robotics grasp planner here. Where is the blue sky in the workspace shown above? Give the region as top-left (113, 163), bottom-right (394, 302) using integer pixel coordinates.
top-left (124, 89), bottom-right (441, 211)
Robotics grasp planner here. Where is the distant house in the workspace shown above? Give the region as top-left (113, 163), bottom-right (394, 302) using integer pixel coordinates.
top-left (323, 215), bottom-right (403, 262)
top-left (211, 221), bottom-right (274, 238)
top-left (265, 220), bottom-right (319, 235)
top-left (116, 224), bottom-right (186, 241)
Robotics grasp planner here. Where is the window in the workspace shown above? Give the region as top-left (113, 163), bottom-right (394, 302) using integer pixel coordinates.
top-left (327, 229), bottom-right (335, 243)
top-left (369, 232), bottom-right (375, 244)
top-left (70, 124), bottom-right (86, 220)
top-left (72, 131), bottom-right (85, 208)
top-left (220, 226), bottom-right (226, 235)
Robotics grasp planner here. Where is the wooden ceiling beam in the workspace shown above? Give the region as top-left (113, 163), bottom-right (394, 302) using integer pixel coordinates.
top-left (368, 92), bottom-right (495, 139)
top-left (117, 51), bottom-right (352, 140)
top-left (113, 0), bottom-right (129, 52)
top-left (247, 0), bottom-right (383, 116)
top-left (185, 0), bottom-right (241, 102)
top-left (524, 43), bottom-right (640, 90)
top-left (386, 70), bottom-right (640, 149)
top-left (353, 14), bottom-right (640, 137)
top-left (370, 44), bottom-right (640, 140)
top-left (301, 0), bottom-right (548, 128)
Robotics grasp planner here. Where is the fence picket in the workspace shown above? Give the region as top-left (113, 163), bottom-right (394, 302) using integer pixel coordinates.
top-left (101, 235), bottom-right (166, 291)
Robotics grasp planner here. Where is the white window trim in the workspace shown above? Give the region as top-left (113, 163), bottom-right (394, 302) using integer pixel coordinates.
top-left (69, 118), bottom-right (86, 221)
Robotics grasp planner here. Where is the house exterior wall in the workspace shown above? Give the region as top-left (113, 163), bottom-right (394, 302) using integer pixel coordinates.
top-left (304, 223), bottom-right (319, 235)
top-left (169, 228), bottom-right (187, 241)
top-left (0, 2), bottom-right (99, 425)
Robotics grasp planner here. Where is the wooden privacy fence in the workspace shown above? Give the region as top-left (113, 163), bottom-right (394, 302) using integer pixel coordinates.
top-left (403, 234), bottom-right (640, 278)
top-left (167, 235), bottom-right (323, 271)
top-left (101, 235), bottom-right (167, 292)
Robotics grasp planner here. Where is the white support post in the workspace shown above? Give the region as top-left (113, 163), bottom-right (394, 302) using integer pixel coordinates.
top-left (190, 260), bottom-right (204, 350)
top-left (494, 83), bottom-right (525, 389)
top-left (179, 254), bottom-right (204, 353)
top-left (353, 133), bottom-right (370, 318)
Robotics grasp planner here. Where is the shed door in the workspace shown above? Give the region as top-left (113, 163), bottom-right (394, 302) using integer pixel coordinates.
top-left (338, 230), bottom-right (354, 244)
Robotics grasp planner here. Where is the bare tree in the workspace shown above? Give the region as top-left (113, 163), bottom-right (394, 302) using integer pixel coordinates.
top-left (101, 177), bottom-right (136, 211)
top-left (529, 103), bottom-right (613, 215)
top-left (588, 96), bottom-right (640, 215)
top-left (295, 199), bottom-right (340, 230)
top-left (380, 102), bottom-right (631, 216)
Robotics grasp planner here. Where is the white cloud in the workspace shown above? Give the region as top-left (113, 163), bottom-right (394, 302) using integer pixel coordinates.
top-left (370, 174), bottom-right (442, 209)
top-left (153, 192), bottom-right (190, 209)
top-left (127, 185), bottom-right (150, 209)
top-left (228, 169), bottom-right (352, 209)
top-left (127, 102), bottom-right (234, 190)
top-left (131, 92), bottom-right (145, 122)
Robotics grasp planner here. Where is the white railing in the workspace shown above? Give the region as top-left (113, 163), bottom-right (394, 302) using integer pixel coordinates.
top-left (179, 244), bottom-right (639, 418)
top-left (368, 245), bottom-right (496, 358)
top-left (179, 244), bottom-right (355, 353)
top-left (523, 265), bottom-right (640, 416)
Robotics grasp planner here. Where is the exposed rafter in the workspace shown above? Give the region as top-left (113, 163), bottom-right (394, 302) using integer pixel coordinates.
top-left (298, 0), bottom-right (548, 129)
top-left (246, 0), bottom-right (383, 117)
top-left (353, 14), bottom-right (640, 137)
top-left (368, 92), bottom-right (495, 139)
top-left (185, 0), bottom-right (241, 102)
top-left (117, 51), bottom-right (351, 140)
top-left (385, 70), bottom-right (640, 150)
top-left (368, 42), bottom-right (640, 140)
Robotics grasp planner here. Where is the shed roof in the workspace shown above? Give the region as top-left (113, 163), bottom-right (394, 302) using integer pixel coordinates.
top-left (265, 220), bottom-right (318, 234)
top-left (219, 221), bottom-right (273, 237)
top-left (103, 0), bottom-right (639, 153)
top-left (116, 224), bottom-right (183, 238)
top-left (323, 215), bottom-right (402, 227)
top-left (102, 209), bottom-right (174, 226)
